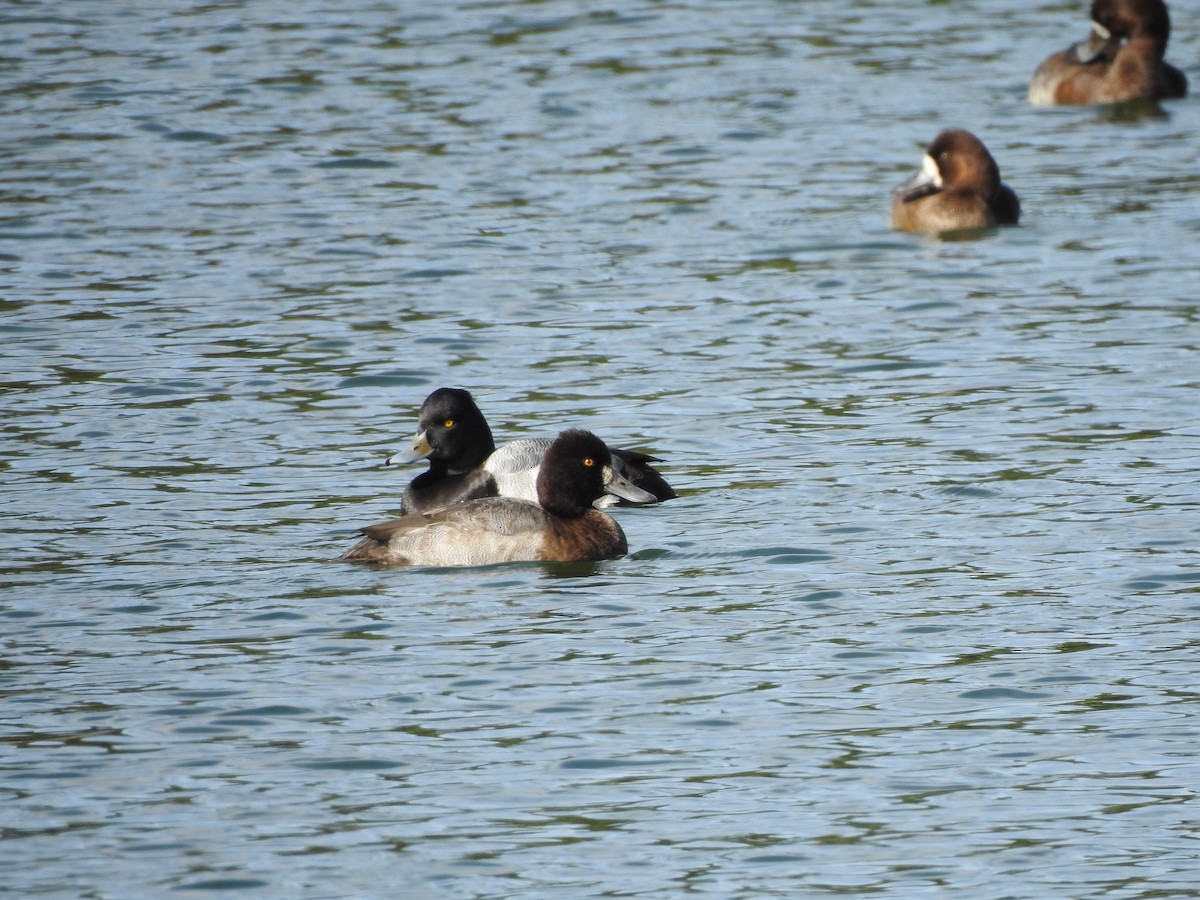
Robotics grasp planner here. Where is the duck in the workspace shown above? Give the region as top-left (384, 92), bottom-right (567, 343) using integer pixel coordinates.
top-left (889, 129), bottom-right (1020, 233)
top-left (337, 429), bottom-right (638, 566)
top-left (386, 387), bottom-right (675, 514)
top-left (1029, 0), bottom-right (1187, 106)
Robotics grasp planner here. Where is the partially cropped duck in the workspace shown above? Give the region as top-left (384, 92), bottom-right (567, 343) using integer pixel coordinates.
top-left (388, 387), bottom-right (675, 514)
top-left (338, 429), bottom-right (638, 566)
top-left (1029, 0), bottom-right (1187, 106)
top-left (890, 129), bottom-right (1020, 234)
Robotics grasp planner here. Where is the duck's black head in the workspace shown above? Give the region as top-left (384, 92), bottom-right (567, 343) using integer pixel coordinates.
top-left (416, 387), bottom-right (496, 472)
top-left (536, 429), bottom-right (616, 518)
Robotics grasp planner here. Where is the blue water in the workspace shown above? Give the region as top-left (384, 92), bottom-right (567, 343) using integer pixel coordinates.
top-left (3, 0), bottom-right (1200, 896)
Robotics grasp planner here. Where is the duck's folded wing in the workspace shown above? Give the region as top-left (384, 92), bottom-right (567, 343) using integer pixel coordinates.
top-left (369, 498), bottom-right (550, 540)
top-left (338, 498), bottom-right (553, 565)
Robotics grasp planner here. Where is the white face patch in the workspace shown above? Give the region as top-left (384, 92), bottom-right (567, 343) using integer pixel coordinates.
top-left (1091, 20), bottom-right (1112, 41)
top-left (922, 153), bottom-right (943, 188)
top-left (601, 464), bottom-right (615, 485)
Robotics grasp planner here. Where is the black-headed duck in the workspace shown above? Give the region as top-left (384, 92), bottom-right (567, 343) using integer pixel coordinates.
top-left (890, 130), bottom-right (1020, 234)
top-left (1030, 0), bottom-right (1187, 106)
top-left (338, 429), bottom-right (639, 567)
top-left (387, 387), bottom-right (674, 514)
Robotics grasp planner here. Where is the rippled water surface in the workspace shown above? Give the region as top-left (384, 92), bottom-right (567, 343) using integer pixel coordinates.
top-left (4, 0), bottom-right (1200, 896)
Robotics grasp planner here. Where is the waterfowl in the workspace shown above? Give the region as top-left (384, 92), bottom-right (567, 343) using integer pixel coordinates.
top-left (890, 129), bottom-right (1020, 233)
top-left (1029, 0), bottom-right (1187, 105)
top-left (388, 387), bottom-right (675, 514)
top-left (338, 429), bottom-right (638, 567)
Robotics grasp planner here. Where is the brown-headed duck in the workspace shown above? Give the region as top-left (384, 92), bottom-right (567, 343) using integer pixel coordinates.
top-left (337, 429), bottom-right (639, 567)
top-left (890, 130), bottom-right (1020, 234)
top-left (1029, 0), bottom-right (1187, 105)
top-left (385, 387), bottom-right (674, 514)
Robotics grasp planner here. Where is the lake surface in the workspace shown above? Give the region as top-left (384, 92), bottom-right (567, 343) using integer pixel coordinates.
top-left (3, 0), bottom-right (1200, 896)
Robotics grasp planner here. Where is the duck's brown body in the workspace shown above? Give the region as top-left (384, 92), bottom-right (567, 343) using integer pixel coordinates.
top-left (1029, 0), bottom-right (1187, 106)
top-left (890, 130), bottom-right (1019, 234)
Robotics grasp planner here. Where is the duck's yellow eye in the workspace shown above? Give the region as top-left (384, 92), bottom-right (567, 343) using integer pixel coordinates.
top-left (444, 419), bottom-right (455, 428)
top-left (583, 457), bottom-right (595, 467)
